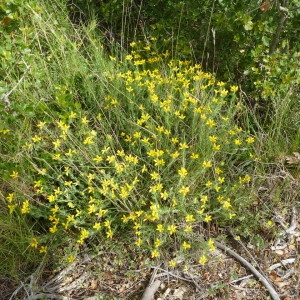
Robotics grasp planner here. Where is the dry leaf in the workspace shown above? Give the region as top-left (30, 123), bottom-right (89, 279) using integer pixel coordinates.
top-left (172, 287), bottom-right (186, 300)
top-left (285, 152), bottom-right (300, 165)
top-left (260, 0), bottom-right (271, 11)
top-left (269, 271), bottom-right (279, 282)
top-left (275, 249), bottom-right (284, 256)
top-left (289, 244), bottom-right (296, 251)
top-left (274, 281), bottom-right (289, 288)
top-left (90, 279), bottom-right (98, 290)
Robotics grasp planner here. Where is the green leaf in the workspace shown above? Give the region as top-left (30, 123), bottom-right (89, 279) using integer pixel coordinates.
top-left (261, 36), bottom-right (269, 47)
top-left (244, 20), bottom-right (253, 31)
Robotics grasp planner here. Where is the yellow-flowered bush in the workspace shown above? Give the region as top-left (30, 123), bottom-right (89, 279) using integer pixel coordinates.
top-left (3, 39), bottom-right (254, 263)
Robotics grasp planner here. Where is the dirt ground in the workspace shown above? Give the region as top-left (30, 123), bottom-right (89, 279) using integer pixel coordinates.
top-left (2, 205), bottom-right (299, 300)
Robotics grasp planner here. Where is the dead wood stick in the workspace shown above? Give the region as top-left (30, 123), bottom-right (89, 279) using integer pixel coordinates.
top-left (140, 279), bottom-right (161, 300)
top-left (215, 241), bottom-right (280, 300)
top-left (268, 258), bottom-right (296, 271)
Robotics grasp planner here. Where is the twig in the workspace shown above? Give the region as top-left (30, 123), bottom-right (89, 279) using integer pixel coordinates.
top-left (229, 231), bottom-right (267, 279)
top-left (286, 206), bottom-right (297, 235)
top-left (268, 258), bottom-right (296, 271)
top-left (215, 241), bottom-right (280, 300)
top-left (24, 292), bottom-right (71, 300)
top-left (229, 274), bottom-right (254, 284)
top-left (1, 64), bottom-right (30, 108)
top-left (151, 266), bottom-right (201, 291)
top-left (150, 266), bottom-right (193, 284)
top-left (269, 0), bottom-right (289, 55)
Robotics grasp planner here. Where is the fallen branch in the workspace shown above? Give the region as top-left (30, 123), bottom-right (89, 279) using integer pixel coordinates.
top-left (215, 241), bottom-right (280, 300)
top-left (140, 279), bottom-right (161, 300)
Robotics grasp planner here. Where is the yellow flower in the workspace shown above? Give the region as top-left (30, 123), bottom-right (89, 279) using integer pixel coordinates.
top-left (206, 119), bottom-right (216, 128)
top-left (21, 200), bottom-right (30, 214)
top-left (69, 111), bottom-right (77, 119)
top-left (6, 193), bottom-right (15, 203)
top-left (8, 204), bottom-right (17, 214)
top-left (234, 139), bottom-right (242, 146)
top-left (53, 139), bottom-right (61, 149)
top-left (81, 116), bottom-right (89, 124)
top-left (205, 181), bottom-right (213, 187)
top-left (52, 153), bottom-right (61, 161)
top-left (167, 224), bottom-right (177, 235)
top-left (200, 195), bottom-right (208, 204)
top-left (199, 255), bottom-right (208, 265)
top-left (67, 202), bottom-right (74, 208)
top-left (230, 85), bottom-right (238, 93)
top-left (213, 143), bottom-right (221, 151)
top-left (168, 260), bottom-right (177, 268)
top-left (204, 214), bottom-right (212, 222)
top-left (229, 213), bottom-right (236, 219)
top-left (223, 200), bottom-right (231, 210)
top-left (135, 238), bottom-right (142, 247)
top-left (68, 255), bottom-right (75, 263)
top-left (182, 241), bottom-right (191, 250)
top-left (218, 176), bottom-right (225, 184)
top-left (190, 152), bottom-right (199, 159)
top-left (171, 137), bottom-right (179, 144)
top-left (185, 214), bottom-right (195, 222)
top-left (106, 230), bottom-right (113, 239)
top-left (157, 224), bottom-right (164, 233)
top-left (30, 238), bottom-right (38, 248)
top-left (149, 183), bottom-right (163, 193)
top-left (39, 246), bottom-right (47, 253)
top-left (184, 225), bottom-right (193, 232)
top-left (208, 238), bottom-right (216, 251)
top-left (246, 136), bottom-right (255, 143)
top-left (160, 190), bottom-right (168, 200)
top-left (88, 204), bottom-right (97, 214)
top-left (150, 172), bottom-right (160, 181)
top-left (178, 186), bottom-right (190, 196)
top-left (203, 160), bottom-right (212, 168)
top-left (154, 158), bottom-right (165, 166)
top-left (10, 171), bottom-right (19, 179)
top-left (219, 89), bottom-right (228, 97)
top-left (37, 121), bottom-right (46, 129)
top-left (170, 151), bottom-right (180, 159)
top-left (141, 164), bottom-right (147, 173)
top-left (31, 135), bottom-right (42, 143)
top-left (178, 167), bottom-right (188, 178)
top-left (77, 229), bottom-right (89, 244)
top-left (47, 194), bottom-right (56, 203)
top-left (154, 238), bottom-right (162, 248)
top-left (179, 142), bottom-right (189, 150)
top-left (151, 249), bottom-right (160, 258)
top-left (209, 135), bottom-right (217, 143)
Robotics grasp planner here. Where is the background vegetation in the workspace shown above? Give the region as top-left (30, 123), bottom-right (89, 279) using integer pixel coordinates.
top-left (0, 0), bottom-right (299, 295)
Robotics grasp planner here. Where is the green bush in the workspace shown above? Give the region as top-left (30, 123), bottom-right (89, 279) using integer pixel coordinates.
top-left (1, 1), bottom-right (256, 265)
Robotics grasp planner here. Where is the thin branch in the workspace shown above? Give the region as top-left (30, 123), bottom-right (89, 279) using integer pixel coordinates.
top-left (268, 258), bottom-right (296, 271)
top-left (1, 64), bottom-right (30, 108)
top-left (150, 266), bottom-right (194, 284)
top-left (215, 241), bottom-right (280, 300)
top-left (269, 0), bottom-right (289, 55)
top-left (229, 231), bottom-right (267, 279)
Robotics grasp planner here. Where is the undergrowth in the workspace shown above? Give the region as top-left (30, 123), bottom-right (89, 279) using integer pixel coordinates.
top-left (0, 0), bottom-right (299, 287)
